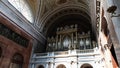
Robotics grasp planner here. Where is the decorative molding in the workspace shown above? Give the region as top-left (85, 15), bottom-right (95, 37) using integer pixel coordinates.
top-left (0, 23), bottom-right (29, 48)
top-left (41, 8), bottom-right (91, 34)
top-left (38, 2), bottom-right (90, 31)
top-left (96, 0), bottom-right (101, 34)
top-left (46, 24), bottom-right (93, 52)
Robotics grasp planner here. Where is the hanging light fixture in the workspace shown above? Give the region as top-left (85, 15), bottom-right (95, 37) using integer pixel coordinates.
top-left (107, 5), bottom-right (117, 14)
top-left (107, 0), bottom-right (120, 17)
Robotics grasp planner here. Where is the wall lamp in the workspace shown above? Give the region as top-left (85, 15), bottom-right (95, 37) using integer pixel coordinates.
top-left (107, 5), bottom-right (120, 17)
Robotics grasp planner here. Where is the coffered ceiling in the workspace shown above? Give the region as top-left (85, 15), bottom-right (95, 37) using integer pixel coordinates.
top-left (27, 0), bottom-right (96, 37)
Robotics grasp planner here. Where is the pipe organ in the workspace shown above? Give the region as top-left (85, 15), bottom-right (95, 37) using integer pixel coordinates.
top-left (46, 24), bottom-right (96, 52)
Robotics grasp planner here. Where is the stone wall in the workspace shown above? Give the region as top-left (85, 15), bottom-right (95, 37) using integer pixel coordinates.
top-left (101, 0), bottom-right (120, 66)
top-left (0, 13), bottom-right (33, 68)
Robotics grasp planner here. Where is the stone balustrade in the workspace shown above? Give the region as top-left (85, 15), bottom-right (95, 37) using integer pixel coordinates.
top-left (33, 48), bottom-right (99, 58)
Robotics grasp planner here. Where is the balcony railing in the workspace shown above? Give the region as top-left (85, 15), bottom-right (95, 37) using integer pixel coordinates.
top-left (34, 49), bottom-right (97, 58)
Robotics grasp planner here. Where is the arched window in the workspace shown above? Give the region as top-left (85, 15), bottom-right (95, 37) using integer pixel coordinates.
top-left (9, 53), bottom-right (24, 68)
top-left (8, 0), bottom-right (33, 23)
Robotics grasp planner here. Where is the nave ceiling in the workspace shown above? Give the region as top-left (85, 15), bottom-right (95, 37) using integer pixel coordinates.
top-left (27, 0), bottom-right (96, 37)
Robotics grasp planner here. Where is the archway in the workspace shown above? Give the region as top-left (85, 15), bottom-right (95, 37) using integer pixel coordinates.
top-left (80, 63), bottom-right (93, 68)
top-left (38, 65), bottom-right (44, 68)
top-left (57, 64), bottom-right (66, 68)
top-left (9, 53), bottom-right (24, 68)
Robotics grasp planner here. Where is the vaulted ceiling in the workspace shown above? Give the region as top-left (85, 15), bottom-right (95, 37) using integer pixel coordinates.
top-left (27, 0), bottom-right (96, 37)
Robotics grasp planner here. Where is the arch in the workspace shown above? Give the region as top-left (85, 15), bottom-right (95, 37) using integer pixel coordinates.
top-left (8, 0), bottom-right (33, 23)
top-left (44, 10), bottom-right (91, 37)
top-left (56, 64), bottom-right (66, 68)
top-left (9, 53), bottom-right (24, 68)
top-left (80, 63), bottom-right (93, 68)
top-left (41, 6), bottom-right (91, 33)
top-left (38, 65), bottom-right (44, 68)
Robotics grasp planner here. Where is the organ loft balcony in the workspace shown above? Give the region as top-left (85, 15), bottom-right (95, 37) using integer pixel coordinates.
top-left (31, 24), bottom-right (102, 68)
top-left (32, 24), bottom-right (99, 58)
top-left (46, 24), bottom-right (98, 52)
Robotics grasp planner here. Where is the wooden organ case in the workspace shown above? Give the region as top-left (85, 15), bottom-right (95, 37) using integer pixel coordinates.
top-left (46, 24), bottom-right (96, 52)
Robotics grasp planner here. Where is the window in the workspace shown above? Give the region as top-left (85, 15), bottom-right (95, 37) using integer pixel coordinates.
top-left (8, 0), bottom-right (33, 23)
top-left (9, 53), bottom-right (24, 68)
